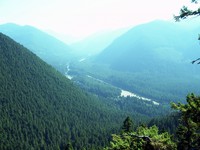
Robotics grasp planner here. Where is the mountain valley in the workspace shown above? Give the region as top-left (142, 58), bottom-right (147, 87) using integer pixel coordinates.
top-left (0, 18), bottom-right (200, 149)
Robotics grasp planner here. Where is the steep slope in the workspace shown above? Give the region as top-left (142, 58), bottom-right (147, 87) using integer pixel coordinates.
top-left (0, 23), bottom-right (73, 67)
top-left (0, 33), bottom-right (125, 149)
top-left (92, 20), bottom-right (200, 102)
top-left (96, 20), bottom-right (200, 72)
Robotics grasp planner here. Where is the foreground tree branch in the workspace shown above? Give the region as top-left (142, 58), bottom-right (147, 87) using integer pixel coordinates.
top-left (175, 0), bottom-right (200, 64)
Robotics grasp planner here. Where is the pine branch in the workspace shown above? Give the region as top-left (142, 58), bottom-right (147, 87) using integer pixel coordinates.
top-left (191, 58), bottom-right (200, 64)
top-left (174, 7), bottom-right (200, 21)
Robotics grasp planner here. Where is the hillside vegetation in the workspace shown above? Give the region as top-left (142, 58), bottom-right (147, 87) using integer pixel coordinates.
top-left (84, 20), bottom-right (200, 102)
top-left (0, 33), bottom-right (127, 149)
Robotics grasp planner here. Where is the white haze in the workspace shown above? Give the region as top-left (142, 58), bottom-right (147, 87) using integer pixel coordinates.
top-left (0, 0), bottom-right (195, 39)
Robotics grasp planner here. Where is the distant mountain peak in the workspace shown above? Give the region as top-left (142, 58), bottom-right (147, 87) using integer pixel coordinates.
top-left (96, 20), bottom-right (199, 71)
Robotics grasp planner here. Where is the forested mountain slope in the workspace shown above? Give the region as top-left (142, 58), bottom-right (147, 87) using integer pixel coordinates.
top-left (0, 23), bottom-right (73, 67)
top-left (92, 20), bottom-right (200, 102)
top-left (96, 20), bottom-right (200, 70)
top-left (0, 33), bottom-right (127, 149)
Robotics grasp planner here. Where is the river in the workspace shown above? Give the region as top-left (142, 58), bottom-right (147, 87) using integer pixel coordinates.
top-left (65, 64), bottom-right (159, 105)
top-left (65, 64), bottom-right (73, 80)
top-left (87, 75), bottom-right (159, 105)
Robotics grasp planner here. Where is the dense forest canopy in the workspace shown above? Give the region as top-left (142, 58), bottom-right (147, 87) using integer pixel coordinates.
top-left (0, 33), bottom-right (127, 149)
top-left (0, 1), bottom-right (200, 149)
top-left (0, 32), bottom-right (172, 149)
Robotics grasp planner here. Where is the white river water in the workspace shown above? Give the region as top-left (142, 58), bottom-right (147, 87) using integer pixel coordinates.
top-left (65, 64), bottom-right (159, 105)
top-left (87, 75), bottom-right (159, 105)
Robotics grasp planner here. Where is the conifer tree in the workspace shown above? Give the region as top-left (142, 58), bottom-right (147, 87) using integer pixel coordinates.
top-left (122, 116), bottom-right (133, 133)
top-left (65, 142), bottom-right (74, 150)
top-left (171, 93), bottom-right (200, 150)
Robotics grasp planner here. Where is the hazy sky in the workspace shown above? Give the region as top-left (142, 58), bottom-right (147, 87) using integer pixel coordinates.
top-left (0, 0), bottom-right (194, 38)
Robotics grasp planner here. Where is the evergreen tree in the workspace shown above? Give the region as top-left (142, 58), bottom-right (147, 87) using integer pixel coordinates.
top-left (65, 142), bottom-right (74, 150)
top-left (122, 116), bottom-right (133, 133)
top-left (171, 93), bottom-right (200, 150)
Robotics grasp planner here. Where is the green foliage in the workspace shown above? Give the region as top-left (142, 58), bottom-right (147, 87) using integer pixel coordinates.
top-left (0, 33), bottom-right (128, 149)
top-left (135, 126), bottom-right (177, 150)
top-left (171, 93), bottom-right (200, 150)
top-left (65, 142), bottom-right (74, 150)
top-left (148, 112), bottom-right (180, 135)
top-left (106, 93), bottom-right (200, 150)
top-left (0, 32), bottom-right (174, 150)
top-left (104, 133), bottom-right (144, 150)
top-left (105, 125), bottom-right (177, 150)
top-left (122, 117), bottom-right (133, 133)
